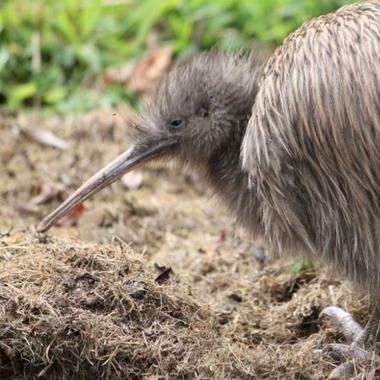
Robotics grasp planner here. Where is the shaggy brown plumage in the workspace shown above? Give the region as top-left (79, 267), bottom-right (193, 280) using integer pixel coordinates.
top-left (242, 0), bottom-right (380, 296)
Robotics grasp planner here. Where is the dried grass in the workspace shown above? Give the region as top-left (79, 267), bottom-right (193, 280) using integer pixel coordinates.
top-left (0, 233), bottom-right (214, 379)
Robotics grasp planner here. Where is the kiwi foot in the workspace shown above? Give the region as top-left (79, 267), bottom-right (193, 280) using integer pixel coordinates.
top-left (320, 306), bottom-right (379, 379)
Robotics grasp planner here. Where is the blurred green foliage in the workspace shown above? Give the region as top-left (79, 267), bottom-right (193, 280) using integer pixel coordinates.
top-left (290, 259), bottom-right (314, 275)
top-left (0, 0), bottom-right (355, 113)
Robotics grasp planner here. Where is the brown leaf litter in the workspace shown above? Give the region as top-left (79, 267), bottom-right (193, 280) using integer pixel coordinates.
top-left (102, 46), bottom-right (173, 99)
top-left (17, 125), bottom-right (70, 150)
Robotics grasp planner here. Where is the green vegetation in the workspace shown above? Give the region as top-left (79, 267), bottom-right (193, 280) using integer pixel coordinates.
top-left (0, 0), bottom-right (355, 113)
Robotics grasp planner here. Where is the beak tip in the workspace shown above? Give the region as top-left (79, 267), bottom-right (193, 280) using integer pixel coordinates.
top-left (36, 221), bottom-right (49, 233)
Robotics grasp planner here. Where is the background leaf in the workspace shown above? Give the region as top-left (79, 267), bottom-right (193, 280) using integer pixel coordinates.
top-left (0, 0), bottom-right (356, 113)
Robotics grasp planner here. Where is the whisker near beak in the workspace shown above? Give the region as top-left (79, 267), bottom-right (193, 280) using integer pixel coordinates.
top-left (37, 139), bottom-right (174, 233)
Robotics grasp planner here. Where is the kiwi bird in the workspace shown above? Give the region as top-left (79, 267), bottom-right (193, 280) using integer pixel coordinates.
top-left (38, 1), bottom-right (380, 376)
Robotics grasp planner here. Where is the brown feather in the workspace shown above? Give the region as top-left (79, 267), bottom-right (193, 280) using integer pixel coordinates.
top-left (242, 0), bottom-right (380, 295)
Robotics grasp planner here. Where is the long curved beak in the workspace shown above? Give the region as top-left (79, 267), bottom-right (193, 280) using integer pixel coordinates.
top-left (37, 139), bottom-right (173, 233)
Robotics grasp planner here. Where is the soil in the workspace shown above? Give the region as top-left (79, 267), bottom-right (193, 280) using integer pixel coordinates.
top-left (0, 108), bottom-right (374, 379)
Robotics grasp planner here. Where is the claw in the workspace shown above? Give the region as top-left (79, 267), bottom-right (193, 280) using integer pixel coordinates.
top-left (327, 362), bottom-right (355, 380)
top-left (324, 343), bottom-right (371, 361)
top-left (321, 306), bottom-right (363, 343)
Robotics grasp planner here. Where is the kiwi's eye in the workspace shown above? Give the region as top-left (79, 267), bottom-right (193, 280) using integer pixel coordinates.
top-left (168, 118), bottom-right (184, 128)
